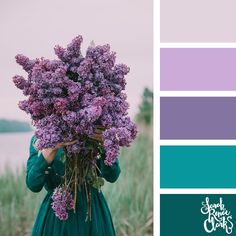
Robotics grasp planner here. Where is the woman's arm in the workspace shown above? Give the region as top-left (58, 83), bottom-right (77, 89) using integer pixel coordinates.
top-left (91, 128), bottom-right (121, 183)
top-left (26, 136), bottom-right (54, 192)
top-left (100, 158), bottom-right (121, 183)
top-left (99, 148), bottom-right (121, 183)
top-left (26, 136), bottom-right (77, 192)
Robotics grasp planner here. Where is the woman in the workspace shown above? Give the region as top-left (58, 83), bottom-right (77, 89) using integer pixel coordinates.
top-left (26, 131), bottom-right (121, 236)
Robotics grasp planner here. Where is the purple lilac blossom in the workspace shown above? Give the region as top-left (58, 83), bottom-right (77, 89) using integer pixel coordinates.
top-left (51, 187), bottom-right (74, 220)
top-left (13, 34), bottom-right (138, 166)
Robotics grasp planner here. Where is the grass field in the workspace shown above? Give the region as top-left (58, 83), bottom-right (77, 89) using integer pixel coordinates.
top-left (0, 124), bottom-right (153, 236)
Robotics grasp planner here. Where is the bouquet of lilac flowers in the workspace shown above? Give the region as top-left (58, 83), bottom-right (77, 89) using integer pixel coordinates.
top-left (13, 35), bottom-right (137, 221)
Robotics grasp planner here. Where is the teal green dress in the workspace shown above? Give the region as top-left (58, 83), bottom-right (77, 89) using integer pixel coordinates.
top-left (26, 135), bottom-right (121, 236)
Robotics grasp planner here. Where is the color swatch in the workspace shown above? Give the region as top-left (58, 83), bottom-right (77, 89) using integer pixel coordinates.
top-left (161, 146), bottom-right (236, 188)
top-left (160, 97), bottom-right (236, 139)
top-left (161, 194), bottom-right (236, 236)
top-left (161, 48), bottom-right (236, 91)
top-left (161, 0), bottom-right (236, 42)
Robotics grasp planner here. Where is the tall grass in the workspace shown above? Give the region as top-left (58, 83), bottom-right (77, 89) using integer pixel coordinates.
top-left (103, 124), bottom-right (153, 236)
top-left (0, 124), bottom-right (153, 236)
top-left (0, 167), bottom-right (45, 236)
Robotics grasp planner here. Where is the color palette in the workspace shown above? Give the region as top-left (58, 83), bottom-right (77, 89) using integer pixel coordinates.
top-left (160, 1), bottom-right (236, 235)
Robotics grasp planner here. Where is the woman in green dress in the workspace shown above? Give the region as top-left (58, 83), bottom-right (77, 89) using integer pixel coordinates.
top-left (26, 134), bottom-right (121, 236)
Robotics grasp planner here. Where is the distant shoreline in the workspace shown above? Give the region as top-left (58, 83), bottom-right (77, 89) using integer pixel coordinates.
top-left (0, 118), bottom-right (32, 133)
top-left (0, 130), bottom-right (33, 134)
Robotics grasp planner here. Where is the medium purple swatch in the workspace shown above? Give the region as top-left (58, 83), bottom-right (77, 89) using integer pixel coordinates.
top-left (160, 97), bottom-right (236, 139)
top-left (160, 48), bottom-right (236, 91)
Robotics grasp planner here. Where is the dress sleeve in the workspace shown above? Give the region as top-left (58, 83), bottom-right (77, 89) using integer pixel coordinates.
top-left (99, 148), bottom-right (121, 183)
top-left (26, 135), bottom-right (52, 192)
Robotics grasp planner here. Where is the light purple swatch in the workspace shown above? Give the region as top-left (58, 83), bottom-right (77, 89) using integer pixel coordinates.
top-left (161, 48), bottom-right (236, 91)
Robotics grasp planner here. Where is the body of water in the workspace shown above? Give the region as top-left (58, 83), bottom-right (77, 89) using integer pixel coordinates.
top-left (0, 131), bottom-right (34, 173)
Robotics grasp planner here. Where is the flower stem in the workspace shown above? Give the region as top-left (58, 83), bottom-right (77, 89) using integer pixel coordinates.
top-left (73, 154), bottom-right (78, 213)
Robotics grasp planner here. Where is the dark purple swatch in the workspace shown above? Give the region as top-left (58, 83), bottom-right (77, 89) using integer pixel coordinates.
top-left (160, 97), bottom-right (236, 139)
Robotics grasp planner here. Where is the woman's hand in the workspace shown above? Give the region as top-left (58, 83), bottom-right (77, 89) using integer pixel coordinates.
top-left (54, 140), bottom-right (78, 149)
top-left (90, 127), bottom-right (104, 143)
top-left (42, 140), bottom-right (77, 164)
top-left (41, 126), bottom-right (105, 164)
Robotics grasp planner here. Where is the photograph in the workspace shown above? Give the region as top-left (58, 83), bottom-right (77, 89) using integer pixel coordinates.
top-left (0, 0), bottom-right (153, 235)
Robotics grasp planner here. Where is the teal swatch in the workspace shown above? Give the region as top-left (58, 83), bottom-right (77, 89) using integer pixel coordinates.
top-left (161, 146), bottom-right (236, 188)
top-left (161, 194), bottom-right (236, 236)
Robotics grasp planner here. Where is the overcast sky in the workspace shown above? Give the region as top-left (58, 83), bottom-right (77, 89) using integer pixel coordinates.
top-left (0, 0), bottom-right (153, 122)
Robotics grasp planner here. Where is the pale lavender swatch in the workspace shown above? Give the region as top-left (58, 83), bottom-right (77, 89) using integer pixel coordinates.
top-left (161, 0), bottom-right (236, 42)
top-left (161, 48), bottom-right (236, 91)
top-left (160, 97), bottom-right (236, 139)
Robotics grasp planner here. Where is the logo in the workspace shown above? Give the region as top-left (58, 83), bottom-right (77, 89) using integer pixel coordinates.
top-left (201, 197), bottom-right (233, 234)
